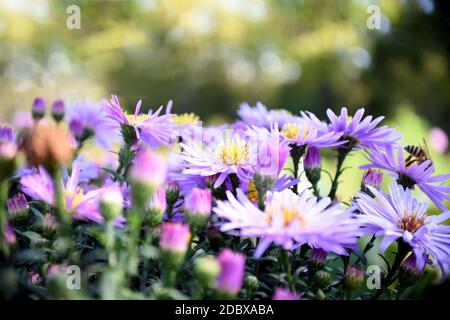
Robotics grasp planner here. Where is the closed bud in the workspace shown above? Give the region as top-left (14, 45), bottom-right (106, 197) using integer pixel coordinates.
top-left (184, 188), bottom-right (212, 231)
top-left (160, 223), bottom-right (190, 271)
top-left (7, 193), bottom-right (29, 223)
top-left (244, 274), bottom-right (259, 292)
top-left (100, 184), bottom-right (123, 221)
top-left (361, 169), bottom-right (383, 197)
top-left (0, 141), bottom-right (18, 179)
top-left (308, 248), bottom-right (327, 272)
top-left (399, 253), bottom-right (423, 288)
top-left (195, 255), bottom-right (220, 288)
top-left (32, 97), bottom-right (46, 120)
top-left (314, 270), bottom-right (331, 288)
top-left (304, 147), bottom-right (322, 185)
top-left (129, 148), bottom-right (168, 207)
top-left (344, 265), bottom-right (365, 291)
top-left (145, 187), bottom-right (167, 226)
top-left (21, 123), bottom-right (73, 168)
top-left (51, 100), bottom-right (65, 123)
top-left (215, 249), bottom-right (245, 298)
top-left (42, 213), bottom-right (58, 239)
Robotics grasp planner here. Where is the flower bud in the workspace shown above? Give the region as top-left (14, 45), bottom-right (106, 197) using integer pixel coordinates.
top-left (100, 184), bottom-right (124, 221)
top-left (42, 213), bottom-right (58, 239)
top-left (308, 248), bottom-right (327, 272)
top-left (51, 100), bottom-right (65, 123)
top-left (32, 97), bottom-right (46, 120)
top-left (166, 181), bottom-right (180, 205)
top-left (28, 271), bottom-right (41, 285)
top-left (304, 146), bottom-right (322, 185)
top-left (7, 193), bottom-right (29, 223)
top-left (0, 141), bottom-right (18, 179)
top-left (399, 253), bottom-right (423, 287)
top-left (344, 265), bottom-right (365, 291)
top-left (160, 223), bottom-right (190, 270)
top-left (361, 169), bottom-right (383, 196)
top-left (272, 287), bottom-right (301, 300)
top-left (0, 124), bottom-right (15, 143)
top-left (184, 188), bottom-right (212, 230)
top-left (215, 248), bottom-right (245, 297)
top-left (129, 148), bottom-right (168, 206)
top-left (244, 274), bottom-right (259, 292)
top-left (194, 255), bottom-right (220, 288)
top-left (146, 187), bottom-right (167, 226)
top-left (21, 123), bottom-right (73, 168)
top-left (314, 270), bottom-right (331, 288)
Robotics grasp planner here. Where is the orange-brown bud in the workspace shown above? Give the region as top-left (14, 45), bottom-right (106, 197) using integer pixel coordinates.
top-left (21, 123), bottom-right (73, 168)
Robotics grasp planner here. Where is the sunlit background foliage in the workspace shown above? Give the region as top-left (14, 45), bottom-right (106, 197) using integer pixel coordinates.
top-left (0, 0), bottom-right (449, 208)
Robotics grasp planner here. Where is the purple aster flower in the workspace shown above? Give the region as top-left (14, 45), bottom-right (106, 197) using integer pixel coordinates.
top-left (214, 187), bottom-right (361, 258)
top-left (238, 102), bottom-right (297, 128)
top-left (245, 125), bottom-right (291, 178)
top-left (20, 164), bottom-right (114, 224)
top-left (279, 115), bottom-right (345, 149)
top-left (272, 287), bottom-right (301, 300)
top-left (66, 100), bottom-right (120, 149)
top-left (101, 94), bottom-right (174, 148)
top-left (361, 145), bottom-right (450, 210)
top-left (321, 107), bottom-right (401, 150)
top-left (355, 182), bottom-right (450, 279)
top-left (216, 248), bottom-right (246, 296)
top-left (180, 132), bottom-right (254, 188)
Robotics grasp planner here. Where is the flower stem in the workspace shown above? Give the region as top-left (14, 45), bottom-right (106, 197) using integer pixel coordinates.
top-left (290, 146), bottom-right (306, 195)
top-left (328, 148), bottom-right (350, 199)
top-left (0, 180), bottom-right (10, 256)
top-left (282, 250), bottom-right (295, 292)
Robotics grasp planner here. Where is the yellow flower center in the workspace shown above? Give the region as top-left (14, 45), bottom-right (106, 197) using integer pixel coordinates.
top-left (215, 139), bottom-right (249, 165)
top-left (247, 180), bottom-right (258, 203)
top-left (281, 123), bottom-right (311, 140)
top-left (64, 188), bottom-right (85, 211)
top-left (398, 211), bottom-right (425, 233)
top-left (265, 204), bottom-right (306, 227)
top-left (125, 113), bottom-right (149, 125)
top-left (171, 113), bottom-right (200, 126)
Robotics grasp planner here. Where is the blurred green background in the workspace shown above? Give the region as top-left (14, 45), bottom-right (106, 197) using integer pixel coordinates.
top-left (0, 0), bottom-right (449, 205)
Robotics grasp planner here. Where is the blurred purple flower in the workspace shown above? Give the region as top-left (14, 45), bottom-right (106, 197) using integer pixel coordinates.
top-left (272, 287), bottom-right (301, 300)
top-left (429, 127), bottom-right (448, 154)
top-left (216, 248), bottom-right (245, 296)
top-left (66, 100), bottom-right (120, 149)
top-left (238, 102), bottom-right (297, 129)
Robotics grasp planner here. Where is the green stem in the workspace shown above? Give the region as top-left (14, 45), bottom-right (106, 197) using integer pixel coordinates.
top-left (0, 180), bottom-right (10, 256)
top-left (374, 240), bottom-right (409, 300)
top-left (282, 250), bottom-right (295, 292)
top-left (290, 146), bottom-right (306, 195)
top-left (106, 221), bottom-right (117, 268)
top-left (328, 149), bottom-right (350, 199)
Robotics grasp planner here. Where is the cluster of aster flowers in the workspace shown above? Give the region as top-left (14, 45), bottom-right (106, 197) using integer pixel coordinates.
top-left (0, 96), bottom-right (448, 301)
